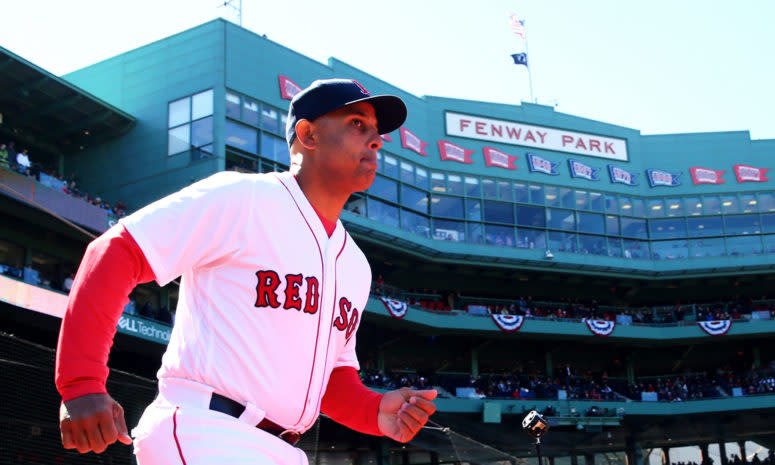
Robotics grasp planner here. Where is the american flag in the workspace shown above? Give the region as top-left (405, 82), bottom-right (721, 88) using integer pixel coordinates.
top-left (509, 13), bottom-right (526, 39)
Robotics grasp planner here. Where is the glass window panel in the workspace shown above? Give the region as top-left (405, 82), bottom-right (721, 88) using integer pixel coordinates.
top-left (168, 97), bottom-right (190, 127)
top-left (225, 121), bottom-right (257, 153)
top-left (226, 92), bottom-right (241, 119)
top-left (632, 199), bottom-right (646, 217)
top-left (367, 198), bottom-right (399, 228)
top-left (758, 193), bottom-right (775, 212)
top-left (561, 188), bottom-right (575, 209)
top-left (764, 234), bottom-right (775, 254)
top-left (431, 171), bottom-right (445, 192)
top-left (432, 195), bottom-right (464, 219)
top-left (517, 205), bottom-right (546, 228)
top-left (514, 183), bottom-right (529, 203)
top-left (383, 155), bottom-right (399, 178)
top-left (607, 237), bottom-right (623, 257)
top-left (606, 215), bottom-right (620, 236)
top-left (498, 181), bottom-right (513, 202)
top-left (688, 216), bottom-right (723, 237)
top-left (401, 210), bottom-right (430, 238)
top-left (577, 212), bottom-right (605, 235)
top-left (465, 199), bottom-right (481, 221)
top-left (191, 116), bottom-right (213, 148)
top-left (547, 208), bottom-right (576, 231)
top-left (548, 231), bottom-right (577, 253)
top-left (762, 213), bottom-right (775, 233)
top-left (465, 177), bottom-right (481, 197)
top-left (415, 168), bottom-right (429, 189)
top-left (647, 199), bottom-right (665, 218)
top-left (605, 194), bottom-right (618, 214)
top-left (483, 201), bottom-right (514, 224)
top-left (260, 133), bottom-right (289, 164)
top-left (578, 234), bottom-right (606, 255)
top-left (721, 195), bottom-right (740, 214)
top-left (368, 175), bottom-right (398, 203)
top-left (401, 185), bottom-right (428, 212)
top-left (167, 125), bottom-right (189, 155)
top-left (575, 190), bottom-right (589, 210)
top-left (690, 238), bottom-right (726, 258)
top-left (685, 197), bottom-right (702, 216)
top-left (482, 179), bottom-right (497, 199)
top-left (704, 196), bottom-right (721, 214)
top-left (433, 219), bottom-right (465, 242)
top-left (242, 98), bottom-right (260, 126)
top-left (261, 107), bottom-right (280, 133)
top-left (622, 239), bottom-right (649, 259)
top-left (529, 184), bottom-right (544, 205)
top-left (545, 186), bottom-right (560, 206)
top-left (666, 198), bottom-right (684, 217)
top-left (589, 192), bottom-right (604, 212)
top-left (484, 225), bottom-right (515, 247)
top-left (191, 89), bottom-right (213, 120)
top-left (280, 113), bottom-right (288, 133)
top-left (651, 240), bottom-right (688, 260)
top-left (447, 175), bottom-right (464, 195)
top-left (740, 194), bottom-right (758, 213)
top-left (467, 223), bottom-right (483, 244)
top-left (649, 218), bottom-right (687, 239)
top-left (727, 236), bottom-right (763, 256)
top-left (400, 161), bottom-right (414, 184)
top-left (620, 218), bottom-right (647, 239)
top-left (517, 227), bottom-right (546, 249)
top-left (619, 196), bottom-right (633, 215)
top-left (724, 215), bottom-right (761, 235)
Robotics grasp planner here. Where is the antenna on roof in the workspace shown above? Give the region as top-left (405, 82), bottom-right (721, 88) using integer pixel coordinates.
top-left (220, 0), bottom-right (242, 27)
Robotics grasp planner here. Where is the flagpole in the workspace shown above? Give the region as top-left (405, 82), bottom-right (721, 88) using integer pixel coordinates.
top-left (523, 18), bottom-right (535, 103)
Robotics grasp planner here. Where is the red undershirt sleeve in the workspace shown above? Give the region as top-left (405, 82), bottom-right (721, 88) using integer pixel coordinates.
top-left (55, 224), bottom-right (156, 402)
top-left (321, 366), bottom-right (384, 436)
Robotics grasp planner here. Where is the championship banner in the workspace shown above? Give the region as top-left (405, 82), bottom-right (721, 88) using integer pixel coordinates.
top-left (527, 153), bottom-right (560, 175)
top-left (483, 147), bottom-right (519, 170)
top-left (646, 169), bottom-right (681, 187)
top-left (698, 320), bottom-right (732, 336)
top-left (690, 167), bottom-right (726, 185)
top-left (380, 134), bottom-right (393, 142)
top-left (278, 75), bottom-right (302, 100)
top-left (568, 159), bottom-right (600, 181)
top-left (438, 140), bottom-right (474, 164)
top-left (379, 297), bottom-right (409, 319)
top-left (585, 319), bottom-right (615, 337)
top-left (399, 127), bottom-right (429, 156)
top-left (491, 314), bottom-right (525, 332)
top-left (608, 165), bottom-right (638, 186)
top-left (733, 165), bottom-right (769, 183)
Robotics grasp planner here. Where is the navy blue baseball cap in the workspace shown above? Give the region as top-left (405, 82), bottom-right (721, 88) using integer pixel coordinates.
top-left (285, 79), bottom-right (407, 147)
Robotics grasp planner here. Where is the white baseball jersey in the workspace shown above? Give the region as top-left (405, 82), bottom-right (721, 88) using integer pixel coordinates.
top-left (120, 170), bottom-right (371, 432)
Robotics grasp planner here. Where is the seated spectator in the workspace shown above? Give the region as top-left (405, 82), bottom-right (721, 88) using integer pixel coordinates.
top-left (62, 272), bottom-right (75, 293)
top-left (0, 143), bottom-right (9, 169)
top-left (15, 149), bottom-right (32, 176)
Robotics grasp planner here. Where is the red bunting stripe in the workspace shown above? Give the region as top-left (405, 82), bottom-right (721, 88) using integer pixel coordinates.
top-left (585, 319), bottom-right (615, 337)
top-left (491, 314), bottom-right (525, 332)
top-left (379, 297), bottom-right (408, 319)
top-left (698, 320), bottom-right (732, 336)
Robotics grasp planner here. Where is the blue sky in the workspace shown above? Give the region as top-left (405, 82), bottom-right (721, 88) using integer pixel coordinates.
top-left (2, 0), bottom-right (773, 142)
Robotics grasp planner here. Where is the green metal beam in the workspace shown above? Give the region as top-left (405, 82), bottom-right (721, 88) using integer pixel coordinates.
top-left (13, 94), bottom-right (81, 123)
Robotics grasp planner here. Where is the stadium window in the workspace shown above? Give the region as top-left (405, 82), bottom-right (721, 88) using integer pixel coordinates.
top-left (482, 178), bottom-right (497, 199)
top-left (619, 196), bottom-right (633, 215)
top-left (415, 167), bottom-right (429, 190)
top-left (577, 212), bottom-right (605, 235)
top-left (721, 195), bottom-right (740, 214)
top-left (651, 240), bottom-right (688, 260)
top-left (483, 200), bottom-right (514, 224)
top-left (724, 215), bottom-right (761, 235)
top-left (498, 181), bottom-right (513, 202)
top-left (191, 89), bottom-right (214, 120)
top-left (431, 195), bottom-right (464, 219)
top-left (666, 198), bottom-right (684, 217)
top-left (529, 184), bottom-right (544, 205)
top-left (605, 194), bottom-right (618, 214)
top-left (762, 213), bottom-right (775, 233)
top-left (400, 210), bottom-right (430, 238)
top-left (400, 161), bottom-right (414, 184)
top-left (260, 133), bottom-right (289, 164)
top-left (191, 117), bottom-right (214, 149)
top-left (514, 183), bottom-right (529, 203)
top-left (465, 177), bottom-right (481, 197)
top-left (758, 193), bottom-right (775, 212)
top-left (548, 230), bottom-right (577, 253)
top-left (740, 194), bottom-right (757, 213)
top-left (430, 172), bottom-right (446, 192)
top-left (225, 151), bottom-right (258, 173)
top-left (547, 208), bottom-right (575, 231)
top-left (561, 188), bottom-right (574, 209)
top-left (169, 97), bottom-right (191, 127)
top-left (620, 218), bottom-right (647, 239)
top-left (649, 218), bottom-right (687, 240)
top-left (242, 98), bottom-right (260, 127)
top-left (606, 237), bottom-right (623, 257)
top-left (689, 237), bottom-right (726, 258)
top-left (578, 233), bottom-right (606, 256)
top-left (589, 192), bottom-right (604, 212)
top-left (432, 219), bottom-right (465, 242)
top-left (516, 227), bottom-right (546, 249)
top-left (401, 184), bottom-right (429, 213)
top-left (225, 120), bottom-right (258, 154)
top-left (688, 216), bottom-right (723, 237)
top-left (467, 223), bottom-right (483, 244)
top-left (647, 199), bottom-right (665, 218)
top-left (764, 234), bottom-right (775, 254)
top-left (726, 235), bottom-right (763, 256)
top-left (703, 196), bottom-right (721, 215)
top-left (226, 92), bottom-right (241, 119)
top-left (544, 186), bottom-right (560, 207)
top-left (516, 205), bottom-right (546, 228)
top-left (465, 199), bottom-right (482, 221)
top-left (261, 107), bottom-right (280, 134)
top-left (575, 190), bottom-right (589, 210)
top-left (447, 175), bottom-right (464, 195)
top-left (484, 224), bottom-right (515, 247)
top-left (368, 175), bottom-right (398, 203)
top-left (167, 125), bottom-right (190, 156)
top-left (622, 239), bottom-right (649, 259)
top-left (0, 239), bottom-right (25, 275)
top-left (383, 154), bottom-right (399, 179)
top-left (606, 215), bottom-right (620, 236)
top-left (366, 198), bottom-right (399, 228)
top-left (631, 198), bottom-right (646, 217)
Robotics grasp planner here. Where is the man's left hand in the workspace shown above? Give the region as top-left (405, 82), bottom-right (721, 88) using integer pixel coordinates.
top-left (377, 388), bottom-right (437, 442)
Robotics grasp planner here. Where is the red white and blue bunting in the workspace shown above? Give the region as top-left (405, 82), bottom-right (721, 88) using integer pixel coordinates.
top-left (380, 297), bottom-right (408, 319)
top-left (585, 319), bottom-right (615, 337)
top-left (491, 314), bottom-right (525, 332)
top-left (698, 320), bottom-right (732, 336)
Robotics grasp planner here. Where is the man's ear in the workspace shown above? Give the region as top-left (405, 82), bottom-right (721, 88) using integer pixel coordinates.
top-left (295, 120), bottom-right (317, 149)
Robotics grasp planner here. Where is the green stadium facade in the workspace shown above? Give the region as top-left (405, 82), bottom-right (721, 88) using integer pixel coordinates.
top-left (1, 18), bottom-right (773, 465)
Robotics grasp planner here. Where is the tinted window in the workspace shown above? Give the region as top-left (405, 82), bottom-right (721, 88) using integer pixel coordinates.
top-left (688, 216), bottom-right (723, 237)
top-left (401, 184), bottom-right (428, 212)
top-left (369, 175), bottom-right (398, 203)
top-left (225, 121), bottom-right (257, 153)
top-left (547, 208), bottom-right (575, 231)
top-left (649, 218), bottom-right (687, 240)
top-left (725, 215), bottom-right (761, 235)
top-left (401, 210), bottom-right (430, 238)
top-left (517, 205), bottom-right (546, 228)
top-left (517, 228), bottom-right (546, 249)
top-left (433, 219), bottom-right (465, 242)
top-left (484, 201), bottom-right (514, 224)
top-left (651, 240), bottom-right (688, 260)
top-left (484, 225), bottom-right (515, 247)
top-left (432, 195), bottom-right (464, 219)
top-left (690, 238), bottom-right (726, 258)
top-left (577, 212), bottom-right (604, 235)
top-left (727, 236), bottom-right (763, 256)
top-left (621, 218), bottom-right (647, 239)
top-left (367, 198), bottom-right (399, 228)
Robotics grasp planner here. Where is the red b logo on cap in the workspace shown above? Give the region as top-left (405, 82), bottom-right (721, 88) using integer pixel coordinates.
top-left (351, 80), bottom-right (370, 96)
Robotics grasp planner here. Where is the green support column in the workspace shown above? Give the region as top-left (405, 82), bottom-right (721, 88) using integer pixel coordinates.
top-left (719, 441), bottom-right (729, 465)
top-left (700, 443), bottom-right (710, 465)
top-left (584, 453), bottom-right (594, 465)
top-left (737, 442), bottom-right (747, 464)
top-left (376, 437), bottom-right (390, 465)
top-left (546, 352), bottom-right (554, 380)
top-left (431, 451), bottom-right (439, 465)
top-left (626, 355), bottom-right (635, 385)
top-left (626, 438), bottom-right (644, 465)
top-left (471, 347), bottom-right (479, 378)
top-left (752, 348), bottom-right (761, 368)
top-left (662, 447), bottom-right (670, 465)
top-left (378, 349), bottom-right (385, 373)
top-left (548, 456), bottom-right (555, 465)
top-left (571, 454), bottom-right (579, 465)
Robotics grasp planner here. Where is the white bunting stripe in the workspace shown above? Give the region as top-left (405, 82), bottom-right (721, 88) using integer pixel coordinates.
top-left (698, 320), bottom-right (732, 336)
top-left (379, 297), bottom-right (408, 319)
top-left (491, 314), bottom-right (525, 332)
top-left (585, 319), bottom-right (615, 337)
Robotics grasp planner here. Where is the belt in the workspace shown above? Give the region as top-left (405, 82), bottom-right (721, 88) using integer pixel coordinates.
top-left (208, 393), bottom-right (302, 446)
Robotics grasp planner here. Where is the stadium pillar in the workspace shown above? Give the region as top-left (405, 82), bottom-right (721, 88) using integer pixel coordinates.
top-left (626, 355), bottom-right (635, 384)
top-left (625, 437), bottom-right (644, 465)
top-left (549, 456), bottom-right (555, 465)
top-left (376, 437), bottom-right (391, 465)
top-left (719, 441), bottom-right (729, 465)
top-left (700, 443), bottom-right (710, 465)
top-left (571, 454), bottom-right (579, 465)
top-left (737, 442), bottom-right (747, 464)
top-left (471, 347), bottom-right (479, 378)
top-left (378, 349), bottom-right (385, 373)
top-left (661, 447), bottom-right (670, 465)
top-left (752, 348), bottom-right (761, 368)
top-left (430, 451), bottom-right (439, 465)
top-left (584, 453), bottom-right (594, 465)
top-left (546, 352), bottom-right (554, 379)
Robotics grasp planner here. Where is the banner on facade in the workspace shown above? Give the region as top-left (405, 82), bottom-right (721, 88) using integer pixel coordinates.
top-left (400, 128), bottom-right (429, 156)
top-left (482, 147), bottom-right (519, 170)
top-left (585, 319), bottom-right (615, 337)
top-left (646, 169), bottom-right (681, 187)
top-left (380, 297), bottom-right (409, 319)
top-left (733, 165), bottom-right (769, 183)
top-left (568, 159), bottom-right (600, 181)
top-left (698, 320), bottom-right (732, 336)
top-left (438, 140), bottom-right (475, 164)
top-left (689, 167), bottom-right (726, 185)
top-left (278, 75), bottom-right (302, 100)
top-left (527, 153), bottom-right (560, 175)
top-left (491, 314), bottom-right (525, 332)
top-left (608, 165), bottom-right (638, 186)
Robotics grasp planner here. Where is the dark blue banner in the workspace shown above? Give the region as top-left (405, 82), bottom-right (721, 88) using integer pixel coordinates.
top-left (646, 169), bottom-right (681, 187)
top-left (608, 164), bottom-right (638, 186)
top-left (568, 159), bottom-right (600, 181)
top-left (527, 153), bottom-right (560, 175)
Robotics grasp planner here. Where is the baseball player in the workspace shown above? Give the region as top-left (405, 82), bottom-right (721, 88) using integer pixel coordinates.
top-left (56, 79), bottom-right (437, 464)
